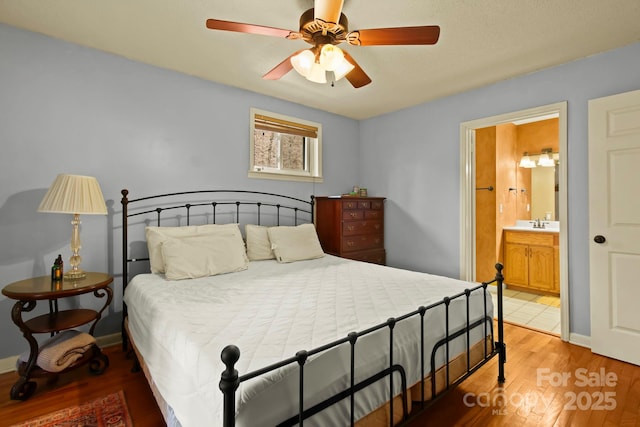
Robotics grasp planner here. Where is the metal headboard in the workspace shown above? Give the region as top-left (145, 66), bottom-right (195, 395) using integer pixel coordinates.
top-left (120, 189), bottom-right (314, 349)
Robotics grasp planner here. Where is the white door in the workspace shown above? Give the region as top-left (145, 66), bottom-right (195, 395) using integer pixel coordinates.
top-left (588, 89), bottom-right (640, 366)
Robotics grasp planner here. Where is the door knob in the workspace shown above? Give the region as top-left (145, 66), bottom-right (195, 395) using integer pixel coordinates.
top-left (594, 235), bottom-right (606, 244)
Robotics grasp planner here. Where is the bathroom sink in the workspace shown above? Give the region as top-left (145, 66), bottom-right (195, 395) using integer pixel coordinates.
top-left (503, 220), bottom-right (560, 232)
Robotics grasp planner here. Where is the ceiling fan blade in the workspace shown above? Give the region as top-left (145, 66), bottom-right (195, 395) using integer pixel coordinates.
top-left (262, 52), bottom-right (300, 80)
top-left (314, 0), bottom-right (344, 25)
top-left (347, 26), bottom-right (440, 46)
top-left (342, 51), bottom-right (371, 88)
top-left (206, 19), bottom-right (300, 39)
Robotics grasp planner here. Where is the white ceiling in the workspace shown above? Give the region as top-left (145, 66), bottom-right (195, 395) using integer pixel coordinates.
top-left (2, 0), bottom-right (639, 120)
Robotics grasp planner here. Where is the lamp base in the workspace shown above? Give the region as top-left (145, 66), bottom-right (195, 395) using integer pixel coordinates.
top-left (64, 270), bottom-right (86, 280)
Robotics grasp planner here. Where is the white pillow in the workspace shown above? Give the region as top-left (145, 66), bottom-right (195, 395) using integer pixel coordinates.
top-left (267, 223), bottom-right (325, 263)
top-left (161, 233), bottom-right (248, 280)
top-left (245, 224), bottom-right (275, 261)
top-left (146, 223), bottom-right (243, 273)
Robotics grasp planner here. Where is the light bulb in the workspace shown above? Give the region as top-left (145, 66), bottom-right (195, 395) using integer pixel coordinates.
top-left (519, 154), bottom-right (536, 168)
top-left (332, 56), bottom-right (355, 81)
top-left (538, 153), bottom-right (555, 167)
top-left (306, 62), bottom-right (327, 84)
top-left (291, 50), bottom-right (315, 77)
top-left (319, 44), bottom-right (344, 71)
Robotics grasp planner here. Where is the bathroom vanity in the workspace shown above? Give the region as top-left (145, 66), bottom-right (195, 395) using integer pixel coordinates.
top-left (502, 221), bottom-right (560, 295)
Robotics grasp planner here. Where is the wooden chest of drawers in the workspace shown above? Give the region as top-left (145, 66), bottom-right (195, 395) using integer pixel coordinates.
top-left (314, 196), bottom-right (386, 265)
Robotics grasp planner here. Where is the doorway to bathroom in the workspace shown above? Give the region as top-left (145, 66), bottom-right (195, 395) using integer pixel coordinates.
top-left (458, 102), bottom-right (568, 340)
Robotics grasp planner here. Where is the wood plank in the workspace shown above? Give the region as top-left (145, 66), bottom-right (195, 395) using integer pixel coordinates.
top-left (0, 345), bottom-right (165, 426)
top-left (1, 323), bottom-right (638, 426)
top-left (407, 323), bottom-right (639, 426)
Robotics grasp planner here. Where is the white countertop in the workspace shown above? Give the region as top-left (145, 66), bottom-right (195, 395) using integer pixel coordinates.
top-left (503, 220), bottom-right (560, 233)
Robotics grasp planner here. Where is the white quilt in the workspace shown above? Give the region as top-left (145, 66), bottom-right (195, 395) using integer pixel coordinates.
top-left (124, 255), bottom-right (493, 427)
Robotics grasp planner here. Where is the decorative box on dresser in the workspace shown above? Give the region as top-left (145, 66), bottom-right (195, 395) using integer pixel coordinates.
top-left (314, 196), bottom-right (386, 265)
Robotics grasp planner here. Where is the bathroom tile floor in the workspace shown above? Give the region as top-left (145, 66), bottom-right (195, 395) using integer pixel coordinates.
top-left (488, 286), bottom-right (561, 335)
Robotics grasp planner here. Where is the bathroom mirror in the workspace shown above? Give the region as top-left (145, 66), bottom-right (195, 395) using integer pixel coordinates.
top-left (527, 165), bottom-right (558, 220)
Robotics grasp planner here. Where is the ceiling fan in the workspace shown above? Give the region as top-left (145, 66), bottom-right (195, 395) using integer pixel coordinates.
top-left (205, 0), bottom-right (440, 88)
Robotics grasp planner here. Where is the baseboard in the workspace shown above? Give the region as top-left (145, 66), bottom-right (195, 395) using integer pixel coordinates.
top-left (0, 355), bottom-right (18, 375)
top-left (569, 332), bottom-right (591, 348)
top-left (0, 333), bottom-right (123, 375)
top-left (96, 332), bottom-right (123, 349)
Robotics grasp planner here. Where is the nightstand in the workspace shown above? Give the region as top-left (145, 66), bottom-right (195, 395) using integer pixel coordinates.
top-left (2, 272), bottom-right (113, 400)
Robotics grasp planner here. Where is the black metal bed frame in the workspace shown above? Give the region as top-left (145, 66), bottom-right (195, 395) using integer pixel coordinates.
top-left (120, 189), bottom-right (314, 351)
top-left (120, 189), bottom-right (506, 427)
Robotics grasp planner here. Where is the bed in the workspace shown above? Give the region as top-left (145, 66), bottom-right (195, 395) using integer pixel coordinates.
top-left (120, 189), bottom-right (506, 427)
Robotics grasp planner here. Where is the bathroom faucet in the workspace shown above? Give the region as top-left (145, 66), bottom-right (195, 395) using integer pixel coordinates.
top-left (531, 218), bottom-right (545, 229)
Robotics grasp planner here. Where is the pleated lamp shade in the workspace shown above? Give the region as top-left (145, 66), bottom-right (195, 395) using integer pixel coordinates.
top-left (38, 174), bottom-right (107, 215)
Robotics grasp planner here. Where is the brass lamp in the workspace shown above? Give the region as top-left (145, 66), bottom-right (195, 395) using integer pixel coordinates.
top-left (38, 174), bottom-right (107, 279)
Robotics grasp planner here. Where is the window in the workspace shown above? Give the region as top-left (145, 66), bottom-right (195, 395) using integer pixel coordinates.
top-left (249, 108), bottom-right (322, 182)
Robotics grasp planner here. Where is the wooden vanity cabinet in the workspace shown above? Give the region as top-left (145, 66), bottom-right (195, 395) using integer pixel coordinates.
top-left (314, 196), bottom-right (386, 265)
top-left (503, 230), bottom-right (559, 295)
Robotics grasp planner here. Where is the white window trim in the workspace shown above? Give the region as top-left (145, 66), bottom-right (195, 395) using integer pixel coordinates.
top-left (249, 108), bottom-right (323, 183)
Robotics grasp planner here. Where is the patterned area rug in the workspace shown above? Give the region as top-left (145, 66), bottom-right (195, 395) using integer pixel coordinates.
top-left (10, 390), bottom-right (133, 427)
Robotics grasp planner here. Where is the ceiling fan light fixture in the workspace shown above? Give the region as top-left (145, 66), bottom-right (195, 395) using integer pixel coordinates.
top-left (291, 49), bottom-right (315, 77)
top-left (332, 57), bottom-right (355, 81)
top-left (206, 7), bottom-right (440, 89)
top-left (319, 44), bottom-right (344, 71)
top-left (306, 62), bottom-right (327, 84)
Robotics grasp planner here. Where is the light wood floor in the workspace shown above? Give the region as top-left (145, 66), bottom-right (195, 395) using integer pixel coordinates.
top-left (411, 323), bottom-right (640, 426)
top-left (1, 323), bottom-right (638, 426)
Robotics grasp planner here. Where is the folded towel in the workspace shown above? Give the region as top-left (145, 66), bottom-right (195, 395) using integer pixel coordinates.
top-left (18, 330), bottom-right (96, 373)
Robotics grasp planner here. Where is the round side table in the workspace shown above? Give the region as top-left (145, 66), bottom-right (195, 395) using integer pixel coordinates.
top-left (2, 272), bottom-right (113, 400)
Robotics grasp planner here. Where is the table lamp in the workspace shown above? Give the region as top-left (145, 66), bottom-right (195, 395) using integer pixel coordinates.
top-left (38, 174), bottom-right (107, 279)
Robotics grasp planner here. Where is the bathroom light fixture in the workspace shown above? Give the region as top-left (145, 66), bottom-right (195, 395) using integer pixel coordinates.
top-left (537, 148), bottom-right (555, 167)
top-left (38, 174), bottom-right (107, 279)
top-left (519, 149), bottom-right (558, 168)
top-left (291, 44), bottom-right (354, 84)
top-left (518, 152), bottom-right (536, 168)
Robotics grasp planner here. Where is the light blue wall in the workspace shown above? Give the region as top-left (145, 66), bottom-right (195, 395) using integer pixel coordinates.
top-left (359, 41), bottom-right (640, 337)
top-left (1, 21), bottom-right (639, 358)
top-left (0, 24), bottom-right (359, 357)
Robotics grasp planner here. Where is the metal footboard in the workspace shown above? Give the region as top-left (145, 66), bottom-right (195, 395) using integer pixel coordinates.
top-left (220, 264), bottom-right (506, 427)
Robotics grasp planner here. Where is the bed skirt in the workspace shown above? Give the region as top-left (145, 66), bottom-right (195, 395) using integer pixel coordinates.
top-left (126, 318), bottom-right (492, 426)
